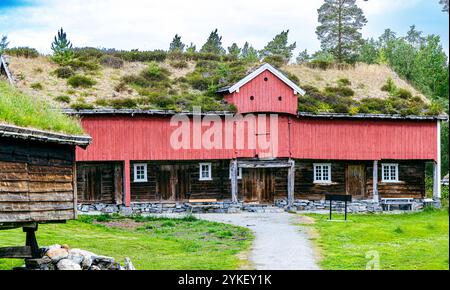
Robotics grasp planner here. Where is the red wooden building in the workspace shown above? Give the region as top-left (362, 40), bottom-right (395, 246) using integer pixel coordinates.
top-left (73, 64), bottom-right (446, 208)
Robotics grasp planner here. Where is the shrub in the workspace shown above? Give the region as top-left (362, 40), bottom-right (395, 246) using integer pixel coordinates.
top-left (33, 67), bottom-right (43, 74)
top-left (94, 98), bottom-right (109, 107)
top-left (54, 95), bottom-right (71, 103)
top-left (99, 55), bottom-right (124, 69)
top-left (73, 47), bottom-right (108, 60)
top-left (67, 59), bottom-right (100, 72)
top-left (262, 55), bottom-right (285, 68)
top-left (394, 88), bottom-right (413, 100)
top-left (67, 74), bottom-right (96, 88)
top-left (53, 66), bottom-right (75, 79)
top-left (109, 98), bottom-right (138, 109)
top-left (70, 101), bottom-right (94, 110)
top-left (114, 81), bottom-right (128, 93)
top-left (381, 77), bottom-right (397, 93)
top-left (425, 101), bottom-right (445, 116)
top-left (337, 78), bottom-right (352, 87)
top-left (4, 47), bottom-right (39, 58)
top-left (169, 60), bottom-right (189, 69)
top-left (30, 82), bottom-right (43, 90)
top-left (324, 86), bottom-right (355, 97)
top-left (115, 49), bottom-right (167, 62)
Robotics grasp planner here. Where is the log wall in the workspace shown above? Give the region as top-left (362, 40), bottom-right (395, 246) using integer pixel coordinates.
top-left (0, 138), bottom-right (76, 223)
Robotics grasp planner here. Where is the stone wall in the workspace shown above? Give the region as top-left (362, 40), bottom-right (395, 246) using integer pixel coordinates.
top-left (78, 199), bottom-right (428, 215)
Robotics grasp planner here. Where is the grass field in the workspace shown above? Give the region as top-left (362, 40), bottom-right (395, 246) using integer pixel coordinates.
top-left (0, 215), bottom-right (253, 270)
top-left (305, 209), bottom-right (449, 270)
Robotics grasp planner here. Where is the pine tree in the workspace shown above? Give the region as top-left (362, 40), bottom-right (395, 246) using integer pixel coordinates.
top-left (51, 28), bottom-right (74, 64)
top-left (316, 0), bottom-right (367, 63)
top-left (296, 49), bottom-right (310, 64)
top-left (241, 42), bottom-right (259, 62)
top-left (200, 29), bottom-right (225, 55)
top-left (405, 25), bottom-right (424, 48)
top-left (186, 43), bottom-right (197, 53)
top-left (260, 30), bottom-right (296, 63)
top-left (378, 29), bottom-right (397, 48)
top-left (440, 0), bottom-right (449, 13)
top-left (169, 34), bottom-right (185, 53)
top-left (0, 35), bottom-right (9, 54)
top-left (227, 43), bottom-right (241, 57)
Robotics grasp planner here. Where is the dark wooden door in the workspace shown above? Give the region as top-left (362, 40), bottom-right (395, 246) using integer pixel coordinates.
top-left (346, 165), bottom-right (366, 197)
top-left (158, 165), bottom-right (190, 201)
top-left (242, 169), bottom-right (275, 203)
top-left (77, 163), bottom-right (116, 204)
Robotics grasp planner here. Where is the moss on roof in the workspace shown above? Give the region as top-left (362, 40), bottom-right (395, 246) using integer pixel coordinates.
top-left (0, 81), bottom-right (84, 135)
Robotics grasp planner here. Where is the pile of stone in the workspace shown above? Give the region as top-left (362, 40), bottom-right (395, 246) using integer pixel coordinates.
top-left (23, 244), bottom-right (135, 271)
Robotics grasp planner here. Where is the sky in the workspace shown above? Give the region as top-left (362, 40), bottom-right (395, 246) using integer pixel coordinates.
top-left (0, 0), bottom-right (448, 56)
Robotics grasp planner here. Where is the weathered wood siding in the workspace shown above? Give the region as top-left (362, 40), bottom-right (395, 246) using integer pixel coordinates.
top-left (130, 161), bottom-right (231, 202)
top-left (76, 162), bottom-right (122, 204)
top-left (0, 138), bottom-right (76, 223)
top-left (367, 161), bottom-right (425, 199)
top-left (295, 160), bottom-right (426, 200)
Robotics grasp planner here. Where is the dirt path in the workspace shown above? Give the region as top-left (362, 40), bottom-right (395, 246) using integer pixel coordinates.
top-left (197, 212), bottom-right (320, 270)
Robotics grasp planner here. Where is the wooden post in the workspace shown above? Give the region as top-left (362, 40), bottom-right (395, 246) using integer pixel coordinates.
top-left (373, 161), bottom-right (379, 203)
top-left (23, 224), bottom-right (40, 258)
top-left (231, 160), bottom-right (238, 203)
top-left (433, 121), bottom-right (442, 202)
top-left (287, 159), bottom-right (295, 208)
top-left (73, 152), bottom-right (78, 220)
top-left (124, 160), bottom-right (131, 207)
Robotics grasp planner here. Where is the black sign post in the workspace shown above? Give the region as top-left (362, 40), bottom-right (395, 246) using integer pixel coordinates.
top-left (325, 195), bottom-right (352, 221)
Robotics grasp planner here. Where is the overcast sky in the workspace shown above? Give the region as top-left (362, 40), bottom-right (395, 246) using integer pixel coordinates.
top-left (0, 0), bottom-right (448, 56)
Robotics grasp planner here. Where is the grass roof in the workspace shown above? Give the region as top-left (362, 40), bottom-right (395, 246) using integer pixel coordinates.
top-left (0, 80), bottom-right (84, 135)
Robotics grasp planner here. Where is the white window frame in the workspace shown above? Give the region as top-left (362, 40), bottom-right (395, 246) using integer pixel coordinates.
top-left (381, 163), bottom-right (399, 183)
top-left (313, 163), bottom-right (332, 184)
top-left (199, 163), bottom-right (212, 181)
top-left (229, 166), bottom-right (243, 180)
top-left (133, 163), bottom-right (148, 183)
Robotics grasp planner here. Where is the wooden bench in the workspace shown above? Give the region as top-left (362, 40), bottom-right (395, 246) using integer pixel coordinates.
top-left (381, 198), bottom-right (415, 211)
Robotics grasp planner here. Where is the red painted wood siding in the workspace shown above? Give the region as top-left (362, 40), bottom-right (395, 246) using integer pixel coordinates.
top-left (76, 115), bottom-right (438, 162)
top-left (290, 119), bottom-right (438, 161)
top-left (224, 70), bottom-right (298, 115)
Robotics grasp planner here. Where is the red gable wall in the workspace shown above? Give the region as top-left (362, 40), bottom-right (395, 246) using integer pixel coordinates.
top-left (223, 70), bottom-right (298, 115)
top-left (76, 115), bottom-right (438, 162)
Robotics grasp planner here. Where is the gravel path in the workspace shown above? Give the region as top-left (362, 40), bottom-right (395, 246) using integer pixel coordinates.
top-left (197, 212), bottom-right (320, 270)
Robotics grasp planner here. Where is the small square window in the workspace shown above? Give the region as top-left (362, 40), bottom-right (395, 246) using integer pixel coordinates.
top-left (199, 163), bottom-right (212, 181)
top-left (314, 163), bottom-right (332, 183)
top-left (134, 163), bottom-right (148, 183)
top-left (229, 166), bottom-right (243, 180)
top-left (382, 163), bottom-right (399, 182)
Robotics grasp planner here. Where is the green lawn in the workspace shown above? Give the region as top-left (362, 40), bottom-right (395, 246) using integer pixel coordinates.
top-left (0, 215), bottom-right (253, 270)
top-left (305, 210), bottom-right (449, 270)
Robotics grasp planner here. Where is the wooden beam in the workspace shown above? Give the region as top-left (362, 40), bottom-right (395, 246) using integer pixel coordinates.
top-left (231, 160), bottom-right (238, 203)
top-left (238, 161), bottom-right (291, 169)
top-left (287, 160), bottom-right (295, 207)
top-left (373, 161), bottom-right (379, 203)
top-left (124, 160), bottom-right (131, 207)
top-left (0, 55), bottom-right (15, 85)
top-left (24, 224), bottom-right (40, 258)
top-left (433, 121), bottom-right (442, 201)
top-left (0, 246), bottom-right (32, 259)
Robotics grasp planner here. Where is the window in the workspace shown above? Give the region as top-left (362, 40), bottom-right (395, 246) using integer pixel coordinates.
top-left (314, 163), bottom-right (332, 183)
top-left (133, 163), bottom-right (148, 183)
top-left (382, 163), bottom-right (399, 182)
top-left (199, 163), bottom-right (212, 181)
top-left (229, 166), bottom-right (243, 180)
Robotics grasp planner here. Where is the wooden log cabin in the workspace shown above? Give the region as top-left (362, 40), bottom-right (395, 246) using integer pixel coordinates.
top-left (71, 64), bottom-right (447, 208)
top-left (0, 124), bottom-right (90, 257)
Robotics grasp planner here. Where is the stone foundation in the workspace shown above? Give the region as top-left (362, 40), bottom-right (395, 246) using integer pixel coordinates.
top-left (77, 199), bottom-right (427, 215)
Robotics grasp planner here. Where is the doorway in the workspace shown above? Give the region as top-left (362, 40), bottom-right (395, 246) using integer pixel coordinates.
top-left (346, 164), bottom-right (367, 197)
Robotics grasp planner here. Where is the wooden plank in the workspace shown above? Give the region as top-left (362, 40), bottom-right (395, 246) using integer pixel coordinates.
top-left (0, 247), bottom-right (32, 259)
top-left (287, 160), bottom-right (295, 207)
top-left (231, 160), bottom-right (238, 203)
top-left (0, 55), bottom-right (15, 85)
top-left (373, 161), bottom-right (379, 202)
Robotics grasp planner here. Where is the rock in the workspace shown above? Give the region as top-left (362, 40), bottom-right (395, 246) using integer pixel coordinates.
top-left (25, 256), bottom-right (52, 270)
top-left (62, 244), bottom-right (70, 251)
top-left (120, 207), bottom-right (133, 216)
top-left (81, 205), bottom-right (90, 212)
top-left (46, 247), bottom-right (69, 262)
top-left (89, 265), bottom-right (101, 270)
top-left (69, 249), bottom-right (96, 269)
top-left (56, 259), bottom-right (82, 270)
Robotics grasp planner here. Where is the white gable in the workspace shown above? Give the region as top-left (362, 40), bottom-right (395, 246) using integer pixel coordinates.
top-left (226, 63), bottom-right (305, 96)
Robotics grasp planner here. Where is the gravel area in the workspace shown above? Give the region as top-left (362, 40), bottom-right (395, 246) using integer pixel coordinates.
top-left (196, 212), bottom-right (320, 270)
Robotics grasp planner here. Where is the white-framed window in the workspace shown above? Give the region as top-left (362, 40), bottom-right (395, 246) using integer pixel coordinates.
top-left (229, 166), bottom-right (243, 180)
top-left (314, 163), bottom-right (332, 183)
top-left (382, 163), bottom-right (399, 182)
top-left (133, 163), bottom-right (148, 183)
top-left (199, 163), bottom-right (212, 181)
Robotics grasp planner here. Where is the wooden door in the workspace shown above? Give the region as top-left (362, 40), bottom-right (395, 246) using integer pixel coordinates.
top-left (242, 169), bottom-right (275, 203)
top-left (175, 167), bottom-right (190, 200)
top-left (158, 165), bottom-right (190, 201)
top-left (158, 170), bottom-right (171, 200)
top-left (346, 165), bottom-right (366, 197)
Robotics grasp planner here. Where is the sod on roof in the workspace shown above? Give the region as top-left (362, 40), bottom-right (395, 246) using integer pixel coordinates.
top-left (0, 80), bottom-right (84, 135)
